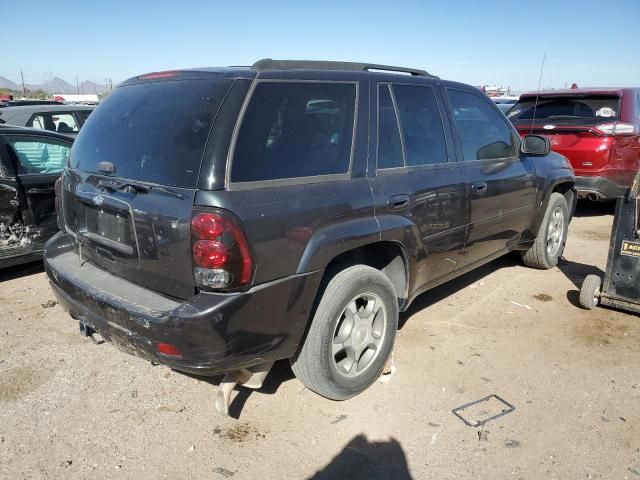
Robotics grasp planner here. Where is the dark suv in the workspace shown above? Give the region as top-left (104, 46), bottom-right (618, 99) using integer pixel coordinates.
top-left (44, 59), bottom-right (575, 404)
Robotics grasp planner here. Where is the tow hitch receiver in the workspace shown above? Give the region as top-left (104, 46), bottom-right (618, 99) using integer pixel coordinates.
top-left (214, 362), bottom-right (274, 416)
top-left (79, 321), bottom-right (104, 345)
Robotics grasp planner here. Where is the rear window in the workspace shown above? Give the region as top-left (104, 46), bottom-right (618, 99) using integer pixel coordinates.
top-left (231, 81), bottom-right (356, 183)
top-left (507, 95), bottom-right (621, 125)
top-left (70, 79), bottom-right (233, 187)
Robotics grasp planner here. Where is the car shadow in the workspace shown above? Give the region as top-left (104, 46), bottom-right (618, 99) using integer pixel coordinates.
top-left (175, 251), bottom-right (593, 417)
top-left (573, 199), bottom-right (615, 218)
top-left (176, 359), bottom-right (296, 419)
top-left (557, 257), bottom-right (605, 308)
top-left (0, 260), bottom-right (44, 283)
top-left (399, 252), bottom-right (521, 329)
top-left (307, 434), bottom-right (412, 480)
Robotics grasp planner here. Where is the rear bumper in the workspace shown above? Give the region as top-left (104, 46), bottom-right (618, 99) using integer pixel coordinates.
top-left (575, 176), bottom-right (627, 200)
top-left (44, 232), bottom-right (321, 375)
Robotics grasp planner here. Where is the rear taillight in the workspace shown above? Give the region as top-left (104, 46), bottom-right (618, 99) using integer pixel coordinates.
top-left (593, 122), bottom-right (637, 136)
top-left (191, 212), bottom-right (252, 290)
top-left (54, 176), bottom-right (64, 231)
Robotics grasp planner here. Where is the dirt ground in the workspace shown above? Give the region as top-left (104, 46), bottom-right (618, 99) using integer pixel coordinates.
top-left (1, 202), bottom-right (639, 480)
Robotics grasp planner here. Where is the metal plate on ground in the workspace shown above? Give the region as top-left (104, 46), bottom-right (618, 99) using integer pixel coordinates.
top-left (452, 394), bottom-right (515, 427)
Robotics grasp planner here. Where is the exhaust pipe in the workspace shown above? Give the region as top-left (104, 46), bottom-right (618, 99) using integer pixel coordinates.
top-left (579, 190), bottom-right (606, 202)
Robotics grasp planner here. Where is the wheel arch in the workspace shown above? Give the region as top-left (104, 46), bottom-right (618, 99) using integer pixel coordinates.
top-left (296, 215), bottom-right (417, 305)
top-left (533, 169), bottom-right (576, 235)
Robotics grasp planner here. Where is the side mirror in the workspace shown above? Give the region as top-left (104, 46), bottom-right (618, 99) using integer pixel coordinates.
top-left (520, 134), bottom-right (550, 156)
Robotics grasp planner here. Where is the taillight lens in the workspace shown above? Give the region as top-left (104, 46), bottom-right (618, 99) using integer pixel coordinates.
top-left (54, 176), bottom-right (65, 231)
top-left (193, 240), bottom-right (227, 269)
top-left (191, 212), bottom-right (252, 290)
top-left (593, 122), bottom-right (637, 136)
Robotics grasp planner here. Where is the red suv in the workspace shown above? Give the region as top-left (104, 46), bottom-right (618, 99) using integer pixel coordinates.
top-left (508, 88), bottom-right (640, 200)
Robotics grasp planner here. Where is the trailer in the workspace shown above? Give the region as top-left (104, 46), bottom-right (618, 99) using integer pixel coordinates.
top-left (52, 93), bottom-right (99, 104)
top-left (580, 171), bottom-right (640, 314)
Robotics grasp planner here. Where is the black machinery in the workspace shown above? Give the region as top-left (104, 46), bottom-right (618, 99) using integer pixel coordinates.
top-left (580, 171), bottom-right (640, 314)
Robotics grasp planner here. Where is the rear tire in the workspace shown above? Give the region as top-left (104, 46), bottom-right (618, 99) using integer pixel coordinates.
top-left (290, 265), bottom-right (398, 400)
top-left (579, 274), bottom-right (601, 310)
top-left (522, 192), bottom-right (569, 269)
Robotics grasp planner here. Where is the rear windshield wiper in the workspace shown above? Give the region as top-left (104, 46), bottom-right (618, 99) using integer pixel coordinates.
top-left (97, 178), bottom-right (183, 199)
top-left (98, 178), bottom-right (149, 193)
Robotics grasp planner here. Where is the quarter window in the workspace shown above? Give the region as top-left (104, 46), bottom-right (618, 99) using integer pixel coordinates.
top-left (231, 82), bottom-right (356, 183)
top-left (448, 90), bottom-right (516, 161)
top-left (4, 136), bottom-right (71, 174)
top-left (76, 110), bottom-right (93, 123)
top-left (377, 85), bottom-right (403, 169)
top-left (393, 85), bottom-right (448, 166)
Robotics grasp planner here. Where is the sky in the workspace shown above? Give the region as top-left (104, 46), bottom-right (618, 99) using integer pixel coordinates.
top-left (3, 0), bottom-right (639, 92)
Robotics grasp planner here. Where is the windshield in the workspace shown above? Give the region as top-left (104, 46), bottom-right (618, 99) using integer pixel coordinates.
top-left (507, 95), bottom-right (621, 125)
top-left (70, 78), bottom-right (233, 187)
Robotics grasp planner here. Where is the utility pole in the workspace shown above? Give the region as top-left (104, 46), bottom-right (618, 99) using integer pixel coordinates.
top-left (20, 69), bottom-right (26, 96)
top-left (75, 76), bottom-right (80, 94)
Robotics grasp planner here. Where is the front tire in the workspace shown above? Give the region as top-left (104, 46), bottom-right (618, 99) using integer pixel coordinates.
top-left (522, 192), bottom-right (569, 269)
top-left (291, 265), bottom-right (398, 400)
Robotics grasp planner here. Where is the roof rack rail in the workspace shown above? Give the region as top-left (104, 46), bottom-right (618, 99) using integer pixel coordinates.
top-left (252, 58), bottom-right (437, 78)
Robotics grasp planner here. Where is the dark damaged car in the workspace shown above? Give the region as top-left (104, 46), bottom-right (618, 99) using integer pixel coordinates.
top-left (1, 126), bottom-right (72, 267)
top-left (44, 60), bottom-right (576, 411)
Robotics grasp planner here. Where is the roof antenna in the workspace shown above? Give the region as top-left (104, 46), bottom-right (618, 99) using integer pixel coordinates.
top-left (530, 52), bottom-right (547, 134)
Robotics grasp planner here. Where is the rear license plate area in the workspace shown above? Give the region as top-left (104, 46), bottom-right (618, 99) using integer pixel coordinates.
top-left (77, 203), bottom-right (136, 257)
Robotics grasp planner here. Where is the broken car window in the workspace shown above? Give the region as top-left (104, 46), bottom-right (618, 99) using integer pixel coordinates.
top-left (5, 136), bottom-right (71, 174)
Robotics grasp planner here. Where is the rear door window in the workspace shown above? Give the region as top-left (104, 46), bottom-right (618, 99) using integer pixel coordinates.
top-left (4, 135), bottom-right (71, 174)
top-left (29, 112), bottom-right (79, 134)
top-left (393, 85), bottom-right (448, 166)
top-left (70, 79), bottom-right (233, 187)
top-left (447, 90), bottom-right (516, 161)
top-left (507, 95), bottom-right (621, 125)
top-left (231, 81), bottom-right (356, 183)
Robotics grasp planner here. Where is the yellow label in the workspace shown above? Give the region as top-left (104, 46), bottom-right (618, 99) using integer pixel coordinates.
top-left (621, 240), bottom-right (640, 258)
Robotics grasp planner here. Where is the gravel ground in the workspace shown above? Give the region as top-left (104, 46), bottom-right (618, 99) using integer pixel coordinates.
top-left (1, 202), bottom-right (639, 480)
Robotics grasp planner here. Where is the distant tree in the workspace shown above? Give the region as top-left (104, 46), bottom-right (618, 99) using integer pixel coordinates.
top-left (28, 89), bottom-right (48, 99)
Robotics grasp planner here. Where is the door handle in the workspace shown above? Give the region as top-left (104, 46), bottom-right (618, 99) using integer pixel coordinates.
top-left (388, 194), bottom-right (410, 211)
top-left (471, 181), bottom-right (488, 195)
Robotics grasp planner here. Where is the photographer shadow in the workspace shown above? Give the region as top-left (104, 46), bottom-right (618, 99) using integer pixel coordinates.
top-left (308, 434), bottom-right (413, 480)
